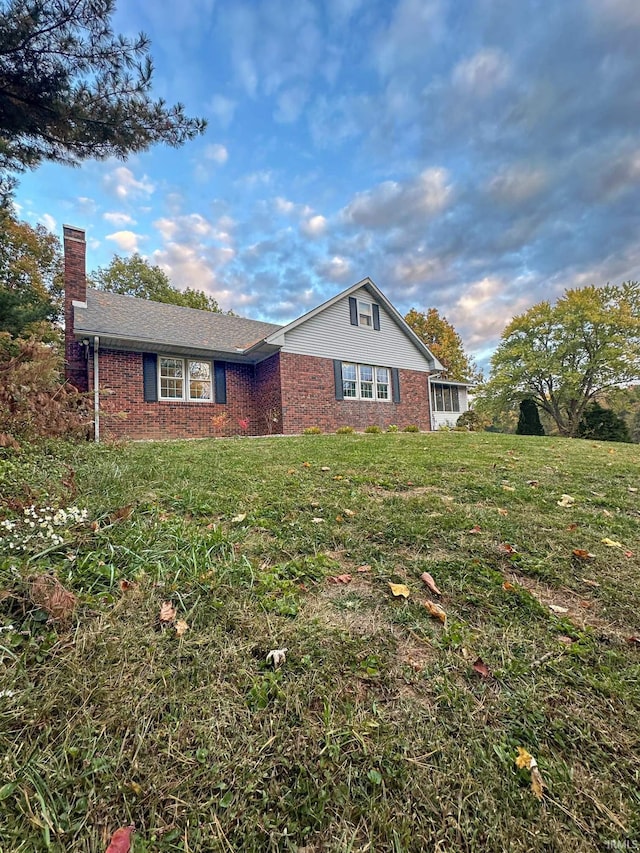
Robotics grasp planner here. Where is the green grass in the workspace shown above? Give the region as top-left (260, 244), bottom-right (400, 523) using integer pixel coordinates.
top-left (0, 432), bottom-right (639, 852)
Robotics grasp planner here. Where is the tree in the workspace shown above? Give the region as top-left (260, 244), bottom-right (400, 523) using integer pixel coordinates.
top-left (0, 0), bottom-right (205, 199)
top-left (578, 402), bottom-right (630, 443)
top-left (89, 253), bottom-right (222, 312)
top-left (480, 283), bottom-right (640, 437)
top-left (405, 307), bottom-right (481, 382)
top-left (516, 399), bottom-right (545, 436)
top-left (0, 209), bottom-right (62, 337)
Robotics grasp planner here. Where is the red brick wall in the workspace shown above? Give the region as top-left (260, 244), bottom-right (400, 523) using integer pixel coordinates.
top-left (63, 226), bottom-right (88, 392)
top-left (253, 353), bottom-right (283, 435)
top-left (95, 349), bottom-right (259, 440)
top-left (279, 352), bottom-right (432, 433)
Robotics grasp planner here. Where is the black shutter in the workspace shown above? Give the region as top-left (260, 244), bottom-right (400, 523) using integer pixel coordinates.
top-left (391, 368), bottom-right (401, 403)
top-left (333, 359), bottom-right (344, 400)
top-left (143, 353), bottom-right (158, 402)
top-left (349, 296), bottom-right (358, 326)
top-left (214, 361), bottom-right (227, 404)
top-left (372, 304), bottom-right (380, 330)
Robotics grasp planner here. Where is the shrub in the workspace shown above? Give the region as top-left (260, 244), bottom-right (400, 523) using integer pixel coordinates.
top-left (364, 425), bottom-right (381, 434)
top-left (335, 426), bottom-right (354, 434)
top-left (386, 424), bottom-right (399, 433)
top-left (578, 402), bottom-right (630, 442)
top-left (516, 399), bottom-right (545, 436)
top-left (0, 334), bottom-right (90, 444)
top-left (456, 410), bottom-right (484, 431)
top-left (303, 426), bottom-right (322, 435)
top-left (403, 424), bottom-right (420, 432)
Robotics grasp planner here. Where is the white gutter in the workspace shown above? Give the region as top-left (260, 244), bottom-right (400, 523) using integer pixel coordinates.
top-left (93, 336), bottom-right (100, 443)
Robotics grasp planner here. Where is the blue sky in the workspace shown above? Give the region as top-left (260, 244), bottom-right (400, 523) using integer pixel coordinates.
top-left (14, 0), bottom-right (640, 366)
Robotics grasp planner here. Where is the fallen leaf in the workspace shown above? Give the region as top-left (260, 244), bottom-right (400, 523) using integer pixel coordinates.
top-left (320, 466), bottom-right (330, 471)
top-left (29, 575), bottom-right (77, 622)
top-left (287, 468), bottom-right (296, 475)
top-left (581, 578), bottom-right (600, 588)
top-left (497, 508), bottom-right (509, 516)
top-left (468, 525), bottom-right (482, 534)
top-left (231, 513), bottom-right (246, 524)
top-left (119, 579), bottom-right (136, 591)
top-left (602, 509), bottom-right (612, 517)
top-left (626, 636), bottom-right (640, 646)
top-left (356, 564), bottom-right (371, 573)
top-left (110, 505), bottom-right (133, 522)
top-left (302, 462), bottom-right (311, 468)
top-left (388, 582), bottom-right (410, 598)
top-left (343, 509), bottom-right (356, 517)
top-left (420, 572), bottom-right (442, 596)
top-left (127, 782), bottom-right (143, 796)
top-left (572, 549), bottom-right (595, 561)
top-left (629, 487), bottom-right (638, 493)
top-left (266, 648), bottom-right (288, 668)
top-left (557, 494), bottom-right (575, 507)
top-left (472, 657), bottom-right (491, 678)
top-left (311, 517), bottom-right (325, 524)
top-left (424, 599), bottom-right (447, 623)
top-left (91, 520), bottom-right (100, 532)
top-left (566, 523), bottom-right (579, 531)
top-left (105, 825), bottom-right (135, 853)
top-left (624, 550), bottom-right (634, 558)
top-left (175, 619), bottom-right (189, 637)
top-left (498, 542), bottom-right (517, 554)
top-left (503, 581), bottom-right (515, 591)
top-left (502, 485), bottom-right (515, 492)
top-left (159, 601), bottom-right (177, 623)
top-left (335, 515), bottom-right (344, 523)
top-left (601, 538), bottom-right (622, 548)
top-left (328, 574), bottom-right (352, 584)
top-left (527, 480), bottom-right (539, 487)
top-left (333, 475), bottom-right (343, 480)
top-left (549, 604), bottom-right (569, 614)
top-left (557, 635), bottom-right (574, 645)
top-left (515, 748), bottom-right (545, 800)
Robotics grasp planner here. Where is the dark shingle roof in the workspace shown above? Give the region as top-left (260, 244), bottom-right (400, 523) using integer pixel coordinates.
top-left (74, 289), bottom-right (282, 353)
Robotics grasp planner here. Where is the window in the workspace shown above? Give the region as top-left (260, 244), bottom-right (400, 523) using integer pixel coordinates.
top-left (431, 383), bottom-right (461, 412)
top-left (358, 300), bottom-right (373, 327)
top-left (342, 363), bottom-right (391, 401)
top-left (159, 356), bottom-right (212, 401)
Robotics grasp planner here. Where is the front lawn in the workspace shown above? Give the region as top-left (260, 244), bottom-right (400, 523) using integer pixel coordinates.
top-left (0, 432), bottom-right (638, 851)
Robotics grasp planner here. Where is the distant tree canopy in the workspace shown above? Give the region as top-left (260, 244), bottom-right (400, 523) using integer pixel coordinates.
top-left (0, 209), bottom-right (61, 337)
top-left (479, 283), bottom-right (640, 437)
top-left (89, 253), bottom-right (222, 312)
top-left (0, 0), bottom-right (206, 200)
top-left (405, 307), bottom-right (481, 382)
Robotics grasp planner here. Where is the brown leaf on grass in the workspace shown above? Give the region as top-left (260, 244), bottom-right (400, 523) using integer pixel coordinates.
top-left (175, 619), bottom-right (189, 637)
top-left (472, 657), bottom-right (491, 678)
top-left (566, 523), bottom-right (579, 531)
top-left (557, 494), bottom-right (575, 507)
top-left (624, 550), bottom-right (634, 558)
top-left (498, 542), bottom-right (517, 554)
top-left (29, 575), bottom-right (76, 622)
top-left (105, 825), bottom-right (135, 853)
top-left (581, 578), bottom-right (600, 588)
top-left (420, 572), bottom-right (442, 596)
top-left (503, 581), bottom-right (515, 591)
top-left (558, 635), bottom-right (574, 645)
top-left (333, 475), bottom-right (343, 481)
top-left (91, 520), bottom-right (100, 532)
top-left (356, 564), bottom-right (371, 573)
top-left (159, 601), bottom-right (177, 623)
top-left (515, 748), bottom-right (545, 800)
top-left (119, 579), bottom-right (136, 591)
top-left (343, 509), bottom-right (356, 517)
top-left (572, 549), bottom-right (595, 561)
top-left (320, 466), bottom-right (330, 471)
top-left (424, 599), bottom-right (446, 623)
top-left (302, 462), bottom-right (311, 468)
top-left (626, 636), bottom-right (640, 647)
top-left (549, 604), bottom-right (568, 614)
top-left (328, 574), bottom-right (352, 584)
top-left (497, 508), bottom-right (509, 516)
top-left (110, 505), bottom-right (133, 523)
top-left (502, 484), bottom-right (515, 492)
top-left (468, 525), bottom-right (482, 534)
top-left (388, 582), bottom-right (410, 598)
top-left (526, 480), bottom-right (539, 487)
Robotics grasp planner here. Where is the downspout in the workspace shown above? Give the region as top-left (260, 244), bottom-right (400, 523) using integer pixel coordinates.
top-left (93, 336), bottom-right (100, 443)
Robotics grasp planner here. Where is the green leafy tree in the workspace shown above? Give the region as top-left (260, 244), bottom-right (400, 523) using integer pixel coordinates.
top-left (516, 399), bottom-right (545, 436)
top-left (480, 283), bottom-right (640, 437)
top-left (578, 401), bottom-right (630, 443)
top-left (0, 209), bottom-right (61, 337)
top-left (0, 0), bottom-right (206, 200)
top-left (405, 307), bottom-right (481, 382)
top-left (89, 253), bottom-right (222, 312)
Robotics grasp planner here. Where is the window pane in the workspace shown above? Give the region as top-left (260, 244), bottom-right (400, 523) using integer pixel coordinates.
top-left (343, 381), bottom-right (357, 398)
top-left (444, 386), bottom-right (452, 411)
top-left (376, 382), bottom-right (389, 400)
top-left (160, 358), bottom-right (184, 398)
top-left (342, 363), bottom-right (356, 381)
top-left (188, 361), bottom-right (211, 400)
top-left (358, 300), bottom-right (372, 326)
top-left (360, 381), bottom-right (373, 398)
top-left (160, 357), bottom-right (183, 379)
top-left (160, 377), bottom-right (183, 399)
top-left (376, 367), bottom-right (389, 383)
top-left (359, 365), bottom-right (373, 381)
top-left (435, 384), bottom-right (444, 411)
top-left (452, 387), bottom-right (460, 411)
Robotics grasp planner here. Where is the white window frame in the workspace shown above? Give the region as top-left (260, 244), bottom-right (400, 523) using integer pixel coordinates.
top-left (357, 300), bottom-right (373, 328)
top-left (342, 362), bottom-right (391, 402)
top-left (158, 355), bottom-right (213, 402)
top-left (431, 383), bottom-right (460, 413)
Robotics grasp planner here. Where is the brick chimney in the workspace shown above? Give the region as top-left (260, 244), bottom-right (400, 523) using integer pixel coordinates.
top-left (63, 225), bottom-right (88, 391)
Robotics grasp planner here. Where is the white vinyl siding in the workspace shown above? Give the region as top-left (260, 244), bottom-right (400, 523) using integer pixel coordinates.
top-left (281, 287), bottom-right (432, 371)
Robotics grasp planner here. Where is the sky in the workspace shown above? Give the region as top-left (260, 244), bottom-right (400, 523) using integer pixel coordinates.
top-left (13, 0), bottom-right (640, 367)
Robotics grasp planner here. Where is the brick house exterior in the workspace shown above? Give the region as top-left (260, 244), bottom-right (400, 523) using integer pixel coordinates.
top-left (63, 225), bottom-right (469, 440)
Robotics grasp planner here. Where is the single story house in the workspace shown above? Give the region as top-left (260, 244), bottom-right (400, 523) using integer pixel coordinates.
top-left (63, 225), bottom-right (471, 440)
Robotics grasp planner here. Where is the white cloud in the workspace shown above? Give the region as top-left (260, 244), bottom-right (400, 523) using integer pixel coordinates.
top-left (103, 211), bottom-right (136, 227)
top-left (38, 213), bottom-right (56, 232)
top-left (589, 0), bottom-right (640, 27)
top-left (274, 196), bottom-right (296, 215)
top-left (103, 166), bottom-right (154, 200)
top-left (452, 48), bottom-right (511, 97)
top-left (106, 230), bottom-right (143, 253)
top-left (317, 255), bottom-right (351, 281)
top-left (300, 214), bottom-right (327, 237)
top-left (208, 94), bottom-right (237, 128)
top-left (275, 86), bottom-right (309, 123)
top-left (488, 165), bottom-right (548, 204)
top-left (204, 143), bottom-right (229, 164)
